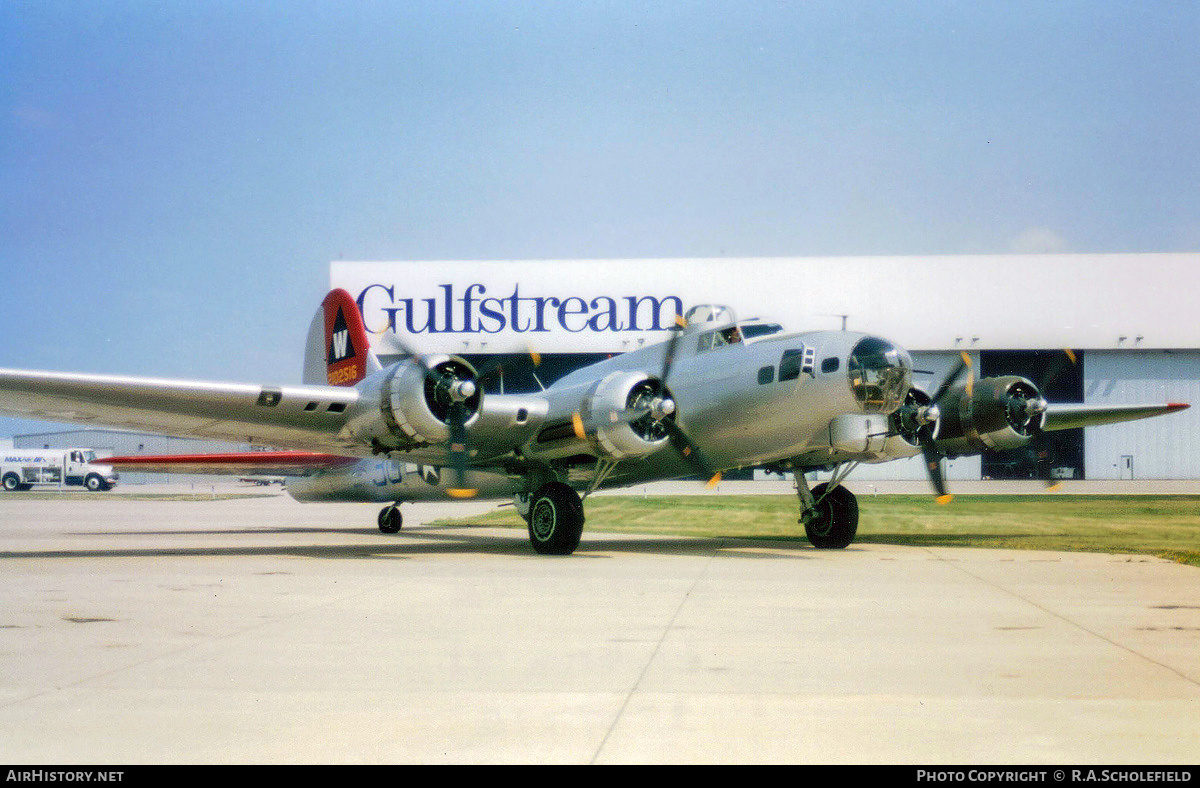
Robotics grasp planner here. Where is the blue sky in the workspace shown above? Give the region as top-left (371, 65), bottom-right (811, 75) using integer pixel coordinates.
top-left (2, 2), bottom-right (1198, 435)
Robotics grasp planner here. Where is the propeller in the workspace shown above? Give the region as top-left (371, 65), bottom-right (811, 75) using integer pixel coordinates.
top-left (571, 312), bottom-right (723, 488)
top-left (910, 349), bottom-right (1077, 498)
top-left (1031, 349), bottom-right (1077, 491)
top-left (650, 313), bottom-right (723, 487)
top-left (378, 332), bottom-right (482, 498)
top-left (654, 313), bottom-right (724, 487)
top-left (914, 351), bottom-right (974, 504)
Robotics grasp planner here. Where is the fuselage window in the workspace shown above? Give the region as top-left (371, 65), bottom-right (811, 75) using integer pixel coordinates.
top-left (779, 349), bottom-right (804, 381)
top-left (758, 366), bottom-right (775, 385)
top-left (821, 357), bottom-right (840, 373)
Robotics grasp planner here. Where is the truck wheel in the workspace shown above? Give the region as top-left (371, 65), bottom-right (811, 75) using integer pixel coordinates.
top-left (2, 474), bottom-right (20, 492)
top-left (85, 474), bottom-right (107, 492)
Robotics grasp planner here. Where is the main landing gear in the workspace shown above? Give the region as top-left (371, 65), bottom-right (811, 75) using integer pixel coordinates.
top-left (521, 481), bottom-right (585, 556)
top-left (795, 470), bottom-right (860, 549)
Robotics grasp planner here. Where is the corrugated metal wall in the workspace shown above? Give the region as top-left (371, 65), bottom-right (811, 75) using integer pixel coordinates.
top-left (1084, 351), bottom-right (1200, 479)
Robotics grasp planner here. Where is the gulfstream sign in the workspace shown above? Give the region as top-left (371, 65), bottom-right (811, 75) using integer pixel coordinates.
top-left (355, 283), bottom-right (684, 336)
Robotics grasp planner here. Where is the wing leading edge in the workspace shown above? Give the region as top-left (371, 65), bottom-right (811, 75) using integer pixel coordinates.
top-left (1042, 402), bottom-right (1190, 431)
top-left (101, 451), bottom-right (358, 477)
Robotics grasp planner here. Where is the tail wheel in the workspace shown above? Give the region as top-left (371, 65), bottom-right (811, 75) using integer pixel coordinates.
top-left (527, 482), bottom-right (584, 555)
top-left (378, 505), bottom-right (402, 534)
top-left (804, 483), bottom-right (859, 549)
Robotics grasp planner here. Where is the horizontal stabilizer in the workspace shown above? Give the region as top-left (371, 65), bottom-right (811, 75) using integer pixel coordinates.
top-left (103, 451), bottom-right (357, 477)
top-left (1042, 402), bottom-right (1189, 431)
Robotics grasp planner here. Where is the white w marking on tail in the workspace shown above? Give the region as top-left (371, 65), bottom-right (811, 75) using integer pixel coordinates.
top-left (332, 330), bottom-right (349, 360)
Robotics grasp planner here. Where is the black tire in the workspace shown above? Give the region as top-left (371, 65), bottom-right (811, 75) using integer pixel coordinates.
top-left (85, 474), bottom-right (106, 492)
top-left (527, 482), bottom-right (585, 555)
top-left (2, 474), bottom-right (20, 492)
top-left (804, 482), bottom-right (859, 549)
top-left (378, 505), bottom-right (402, 534)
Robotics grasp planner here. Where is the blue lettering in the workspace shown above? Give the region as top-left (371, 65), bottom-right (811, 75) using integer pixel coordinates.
top-left (557, 296), bottom-right (589, 332)
top-left (478, 297), bottom-right (506, 333)
top-left (587, 296), bottom-right (623, 331)
top-left (354, 283), bottom-right (684, 337)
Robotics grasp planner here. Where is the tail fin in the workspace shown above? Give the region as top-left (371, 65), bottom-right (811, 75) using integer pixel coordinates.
top-left (303, 289), bottom-right (382, 386)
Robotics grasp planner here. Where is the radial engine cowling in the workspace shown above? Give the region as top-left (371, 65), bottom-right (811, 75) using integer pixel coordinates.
top-left (576, 371), bottom-right (675, 460)
top-left (346, 355), bottom-right (481, 450)
top-left (933, 375), bottom-right (1046, 457)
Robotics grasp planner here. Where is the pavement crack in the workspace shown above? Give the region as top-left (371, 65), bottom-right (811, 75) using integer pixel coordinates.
top-left (923, 547), bottom-right (1200, 692)
top-left (590, 540), bottom-right (724, 763)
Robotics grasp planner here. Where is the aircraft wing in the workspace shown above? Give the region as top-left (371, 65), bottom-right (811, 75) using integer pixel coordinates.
top-left (0, 368), bottom-right (366, 456)
top-left (102, 451), bottom-right (358, 477)
top-left (1042, 402), bottom-right (1189, 431)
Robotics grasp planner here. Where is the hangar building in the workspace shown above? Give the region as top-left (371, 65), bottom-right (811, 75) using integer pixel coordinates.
top-left (333, 254), bottom-right (1200, 483)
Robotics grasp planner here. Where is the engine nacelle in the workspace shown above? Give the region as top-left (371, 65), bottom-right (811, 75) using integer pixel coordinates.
top-left (933, 375), bottom-right (1045, 457)
top-left (343, 355), bottom-right (481, 451)
top-left (576, 371), bottom-right (674, 460)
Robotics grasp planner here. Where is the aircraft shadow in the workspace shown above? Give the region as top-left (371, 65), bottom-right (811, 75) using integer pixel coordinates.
top-left (3, 524), bottom-right (816, 561)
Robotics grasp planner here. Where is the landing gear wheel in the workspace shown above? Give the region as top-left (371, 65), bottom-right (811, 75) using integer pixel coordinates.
top-left (527, 482), bottom-right (585, 555)
top-left (804, 483), bottom-right (859, 549)
top-left (378, 505), bottom-right (402, 534)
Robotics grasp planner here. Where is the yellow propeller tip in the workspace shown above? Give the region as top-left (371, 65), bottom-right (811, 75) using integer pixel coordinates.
top-left (936, 494), bottom-right (954, 505)
top-left (705, 472), bottom-right (722, 489)
top-left (1046, 483), bottom-right (1064, 492)
top-left (447, 488), bottom-right (478, 499)
top-left (571, 412), bottom-right (586, 440)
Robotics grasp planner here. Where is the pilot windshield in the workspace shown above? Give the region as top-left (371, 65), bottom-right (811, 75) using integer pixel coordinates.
top-left (848, 337), bottom-right (912, 413)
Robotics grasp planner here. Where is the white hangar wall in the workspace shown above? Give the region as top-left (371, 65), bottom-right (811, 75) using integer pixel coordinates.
top-left (332, 255), bottom-right (1199, 481)
top-left (333, 254), bottom-right (1200, 353)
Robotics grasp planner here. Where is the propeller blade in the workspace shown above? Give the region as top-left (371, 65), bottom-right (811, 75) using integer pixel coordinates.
top-left (1037, 348), bottom-right (1078, 394)
top-left (445, 401), bottom-right (476, 498)
top-left (662, 418), bottom-right (722, 488)
top-left (658, 313), bottom-right (688, 386)
top-left (1029, 349), bottom-right (1076, 491)
top-left (930, 352), bottom-right (973, 405)
top-left (920, 437), bottom-right (953, 504)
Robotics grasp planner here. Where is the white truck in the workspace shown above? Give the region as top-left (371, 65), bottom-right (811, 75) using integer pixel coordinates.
top-left (1, 448), bottom-right (119, 492)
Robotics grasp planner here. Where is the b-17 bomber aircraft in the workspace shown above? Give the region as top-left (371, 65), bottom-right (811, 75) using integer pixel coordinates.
top-left (0, 289), bottom-right (1189, 554)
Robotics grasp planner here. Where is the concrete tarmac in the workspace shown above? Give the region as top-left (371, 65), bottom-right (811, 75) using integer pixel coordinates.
top-left (1, 489), bottom-right (1198, 764)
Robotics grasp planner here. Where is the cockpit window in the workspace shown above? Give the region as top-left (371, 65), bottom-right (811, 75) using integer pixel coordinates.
top-left (696, 326), bottom-right (743, 352)
top-left (848, 337), bottom-right (911, 413)
top-left (739, 323), bottom-right (783, 341)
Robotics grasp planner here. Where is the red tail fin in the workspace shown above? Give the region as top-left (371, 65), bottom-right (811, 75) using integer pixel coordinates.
top-left (321, 288), bottom-right (376, 386)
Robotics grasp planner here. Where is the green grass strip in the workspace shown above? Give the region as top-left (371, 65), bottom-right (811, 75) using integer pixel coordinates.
top-left (442, 494), bottom-right (1200, 567)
